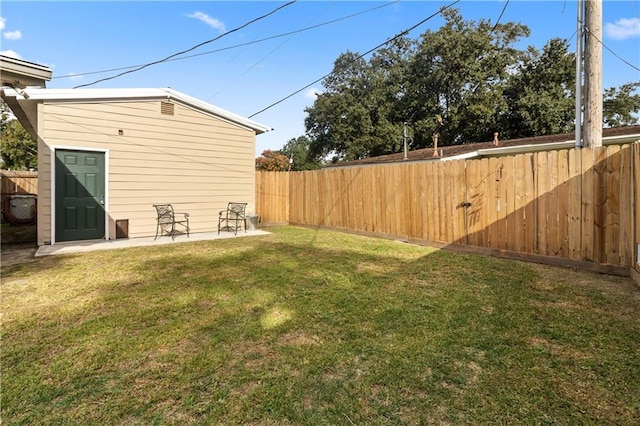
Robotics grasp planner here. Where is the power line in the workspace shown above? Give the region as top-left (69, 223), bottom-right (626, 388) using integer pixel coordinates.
top-left (490, 0), bottom-right (510, 34)
top-left (74, 1), bottom-right (297, 88)
top-left (584, 24), bottom-right (640, 72)
top-left (206, 2), bottom-right (392, 101)
top-left (56, 1), bottom-right (397, 82)
top-left (249, 0), bottom-right (461, 119)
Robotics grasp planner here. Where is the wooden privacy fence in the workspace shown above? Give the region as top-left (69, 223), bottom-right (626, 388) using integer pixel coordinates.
top-left (256, 170), bottom-right (289, 224)
top-left (1, 170), bottom-right (38, 195)
top-left (256, 143), bottom-right (640, 274)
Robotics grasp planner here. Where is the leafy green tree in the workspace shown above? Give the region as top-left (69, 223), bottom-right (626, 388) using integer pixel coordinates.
top-left (255, 150), bottom-right (289, 171)
top-left (502, 38), bottom-right (575, 138)
top-left (1, 99), bottom-right (12, 133)
top-left (1, 99), bottom-right (38, 170)
top-left (305, 48), bottom-right (410, 162)
top-left (404, 8), bottom-right (529, 146)
top-left (603, 82), bottom-right (640, 127)
top-left (305, 8), bottom-right (530, 158)
top-left (280, 136), bottom-right (320, 171)
top-left (303, 8), bottom-right (638, 162)
top-left (1, 118), bottom-right (38, 170)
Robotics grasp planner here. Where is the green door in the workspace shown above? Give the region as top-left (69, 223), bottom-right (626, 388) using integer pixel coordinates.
top-left (55, 149), bottom-right (105, 242)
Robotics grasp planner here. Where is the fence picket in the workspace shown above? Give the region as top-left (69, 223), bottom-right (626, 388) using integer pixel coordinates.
top-left (1, 171), bottom-right (38, 195)
top-left (255, 142), bottom-right (640, 270)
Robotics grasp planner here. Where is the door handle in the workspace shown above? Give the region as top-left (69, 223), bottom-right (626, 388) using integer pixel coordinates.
top-left (460, 201), bottom-right (472, 208)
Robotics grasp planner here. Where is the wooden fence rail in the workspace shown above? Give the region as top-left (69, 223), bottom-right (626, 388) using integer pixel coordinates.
top-left (1, 170), bottom-right (38, 196)
top-left (256, 143), bottom-right (640, 274)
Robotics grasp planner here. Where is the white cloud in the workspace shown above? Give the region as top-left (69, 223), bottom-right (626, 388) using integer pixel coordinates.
top-left (0, 17), bottom-right (6, 31)
top-left (187, 11), bottom-right (226, 33)
top-left (4, 30), bottom-right (22, 40)
top-left (0, 49), bottom-right (22, 59)
top-left (605, 17), bottom-right (640, 40)
top-left (304, 87), bottom-right (321, 100)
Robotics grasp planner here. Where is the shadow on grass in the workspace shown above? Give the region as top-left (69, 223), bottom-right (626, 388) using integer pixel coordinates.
top-left (2, 228), bottom-right (640, 424)
top-left (1, 222), bottom-right (39, 271)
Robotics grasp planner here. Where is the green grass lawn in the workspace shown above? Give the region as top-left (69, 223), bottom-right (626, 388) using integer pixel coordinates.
top-left (2, 226), bottom-right (640, 424)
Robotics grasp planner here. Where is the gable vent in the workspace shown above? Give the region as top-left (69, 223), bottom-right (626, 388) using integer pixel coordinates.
top-left (161, 101), bottom-right (175, 116)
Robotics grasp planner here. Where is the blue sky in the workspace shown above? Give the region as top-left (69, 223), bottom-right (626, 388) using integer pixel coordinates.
top-left (1, 1), bottom-right (638, 155)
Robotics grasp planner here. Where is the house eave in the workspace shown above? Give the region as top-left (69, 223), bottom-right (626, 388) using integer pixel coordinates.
top-left (2, 87), bottom-right (272, 135)
top-left (475, 134), bottom-right (640, 158)
top-left (0, 55), bottom-right (52, 88)
top-left (0, 87), bottom-right (39, 139)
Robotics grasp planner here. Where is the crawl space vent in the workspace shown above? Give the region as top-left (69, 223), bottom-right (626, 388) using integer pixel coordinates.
top-left (161, 101), bottom-right (175, 116)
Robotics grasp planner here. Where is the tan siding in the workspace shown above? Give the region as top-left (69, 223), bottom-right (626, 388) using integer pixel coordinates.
top-left (39, 100), bottom-right (256, 242)
top-left (38, 104), bottom-right (52, 245)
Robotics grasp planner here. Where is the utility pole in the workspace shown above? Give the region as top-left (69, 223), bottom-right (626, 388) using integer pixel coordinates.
top-left (403, 122), bottom-right (408, 160)
top-left (575, 0), bottom-right (584, 148)
top-left (583, 0), bottom-right (603, 148)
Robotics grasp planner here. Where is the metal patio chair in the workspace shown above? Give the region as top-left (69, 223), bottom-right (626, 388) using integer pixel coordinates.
top-left (218, 202), bottom-right (247, 235)
top-left (153, 203), bottom-right (190, 240)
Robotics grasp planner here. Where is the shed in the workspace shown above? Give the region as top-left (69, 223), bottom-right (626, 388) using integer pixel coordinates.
top-left (1, 79), bottom-right (271, 246)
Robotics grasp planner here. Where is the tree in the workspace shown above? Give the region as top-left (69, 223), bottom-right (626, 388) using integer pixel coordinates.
top-left (1, 119), bottom-right (38, 170)
top-left (255, 150), bottom-right (290, 171)
top-left (1, 98), bottom-right (12, 133)
top-left (405, 8), bottom-right (529, 146)
top-left (303, 8), bottom-right (638, 162)
top-left (305, 46), bottom-right (411, 162)
top-left (280, 136), bottom-right (320, 171)
top-left (305, 8), bottom-right (530, 160)
top-left (501, 38), bottom-right (576, 138)
top-left (1, 99), bottom-right (38, 170)
top-left (603, 82), bottom-right (640, 127)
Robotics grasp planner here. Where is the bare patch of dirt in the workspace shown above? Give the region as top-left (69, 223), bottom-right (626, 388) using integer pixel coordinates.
top-left (528, 263), bottom-right (640, 323)
top-left (1, 242), bottom-right (38, 268)
top-left (529, 263), bottom-right (640, 296)
top-left (529, 337), bottom-right (590, 361)
top-left (278, 331), bottom-right (321, 347)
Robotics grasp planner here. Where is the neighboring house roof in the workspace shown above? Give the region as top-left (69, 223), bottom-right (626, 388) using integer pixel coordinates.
top-left (0, 86), bottom-right (272, 137)
top-left (0, 55), bottom-right (52, 88)
top-left (327, 125), bottom-right (640, 168)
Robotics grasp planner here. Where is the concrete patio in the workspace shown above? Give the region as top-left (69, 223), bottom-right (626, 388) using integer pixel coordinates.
top-left (34, 230), bottom-right (271, 258)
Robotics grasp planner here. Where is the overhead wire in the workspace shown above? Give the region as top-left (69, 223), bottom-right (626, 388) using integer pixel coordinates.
top-left (249, 0), bottom-right (461, 118)
top-left (584, 25), bottom-right (640, 72)
top-left (490, 0), bottom-right (510, 34)
top-left (248, 0), bottom-right (636, 120)
top-left (73, 0), bottom-right (297, 88)
top-left (206, 3), bottom-right (339, 101)
top-left (54, 1), bottom-right (398, 82)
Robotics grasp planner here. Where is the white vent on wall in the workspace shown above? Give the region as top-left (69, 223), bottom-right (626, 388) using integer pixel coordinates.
top-left (161, 101), bottom-right (175, 116)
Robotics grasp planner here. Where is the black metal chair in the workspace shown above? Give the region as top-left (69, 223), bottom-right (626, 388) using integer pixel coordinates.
top-left (153, 204), bottom-right (190, 240)
top-left (218, 202), bottom-right (247, 235)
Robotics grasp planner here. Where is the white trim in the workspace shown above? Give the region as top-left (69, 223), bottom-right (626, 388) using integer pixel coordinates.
top-left (50, 145), bottom-right (109, 245)
top-left (475, 134), bottom-right (640, 158)
top-left (3, 87), bottom-right (272, 134)
top-left (0, 55), bottom-right (52, 77)
top-left (0, 55), bottom-right (52, 87)
top-left (443, 151), bottom-right (481, 161)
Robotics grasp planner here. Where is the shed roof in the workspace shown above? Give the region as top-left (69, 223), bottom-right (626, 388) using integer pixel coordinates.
top-left (0, 86), bottom-right (272, 135)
